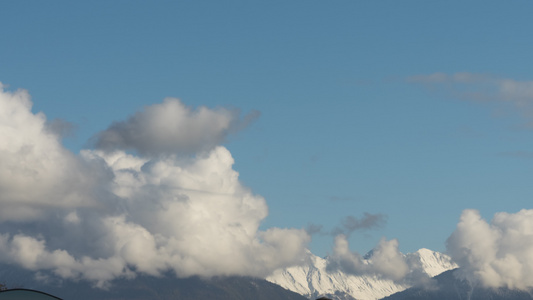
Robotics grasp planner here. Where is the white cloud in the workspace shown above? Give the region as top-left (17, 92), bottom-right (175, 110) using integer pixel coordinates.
top-left (326, 235), bottom-right (409, 282)
top-left (93, 98), bottom-right (260, 156)
top-left (0, 85), bottom-right (106, 222)
top-left (0, 84), bottom-right (309, 286)
top-left (326, 235), bottom-right (367, 275)
top-left (447, 209), bottom-right (533, 290)
top-left (370, 238), bottom-right (409, 281)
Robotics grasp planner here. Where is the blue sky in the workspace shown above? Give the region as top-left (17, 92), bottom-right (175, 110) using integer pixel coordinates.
top-left (2, 1), bottom-right (533, 261)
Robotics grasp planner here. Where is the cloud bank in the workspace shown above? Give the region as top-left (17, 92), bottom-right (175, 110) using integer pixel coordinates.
top-left (447, 209), bottom-right (533, 290)
top-left (6, 81), bottom-right (533, 292)
top-left (0, 84), bottom-right (308, 287)
top-left (326, 208), bottom-right (533, 288)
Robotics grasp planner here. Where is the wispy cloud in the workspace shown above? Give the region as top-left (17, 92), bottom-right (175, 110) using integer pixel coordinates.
top-left (331, 213), bottom-right (387, 237)
top-left (306, 213), bottom-right (387, 237)
top-left (497, 151), bottom-right (533, 159)
top-left (407, 73), bottom-right (533, 125)
top-left (45, 118), bottom-right (77, 139)
top-left (305, 223), bottom-right (324, 236)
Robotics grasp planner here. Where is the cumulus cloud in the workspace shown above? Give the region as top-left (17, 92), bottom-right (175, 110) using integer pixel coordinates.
top-left (407, 72), bottom-right (533, 127)
top-left (447, 209), bottom-right (533, 290)
top-left (0, 84), bottom-right (308, 287)
top-left (0, 85), bottom-right (107, 221)
top-left (326, 235), bottom-right (409, 282)
top-left (325, 233), bottom-right (453, 286)
top-left (93, 98), bottom-right (260, 156)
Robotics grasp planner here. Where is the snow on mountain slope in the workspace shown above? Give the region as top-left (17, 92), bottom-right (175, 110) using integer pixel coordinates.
top-left (407, 248), bottom-right (457, 277)
top-left (267, 248), bottom-right (457, 300)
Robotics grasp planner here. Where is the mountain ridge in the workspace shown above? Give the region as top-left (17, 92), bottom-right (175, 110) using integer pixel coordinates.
top-left (267, 248), bottom-right (458, 300)
top-left (382, 269), bottom-right (533, 300)
top-left (0, 248), bottom-right (457, 300)
top-left (0, 265), bottom-right (307, 300)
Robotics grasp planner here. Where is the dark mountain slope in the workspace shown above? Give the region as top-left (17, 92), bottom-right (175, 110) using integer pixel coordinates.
top-left (0, 264), bottom-right (307, 300)
top-left (382, 269), bottom-right (533, 300)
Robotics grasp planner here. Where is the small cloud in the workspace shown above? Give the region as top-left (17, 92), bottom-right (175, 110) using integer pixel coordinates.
top-left (407, 72), bottom-right (533, 126)
top-left (46, 118), bottom-right (77, 139)
top-left (305, 223), bottom-right (325, 236)
top-left (92, 98), bottom-right (259, 156)
top-left (331, 213), bottom-right (387, 237)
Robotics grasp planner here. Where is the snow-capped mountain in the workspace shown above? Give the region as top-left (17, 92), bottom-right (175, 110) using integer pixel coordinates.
top-left (266, 248), bottom-right (457, 300)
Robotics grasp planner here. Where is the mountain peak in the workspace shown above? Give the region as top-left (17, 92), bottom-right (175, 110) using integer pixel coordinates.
top-left (408, 248), bottom-right (457, 278)
top-left (415, 248), bottom-right (433, 254)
